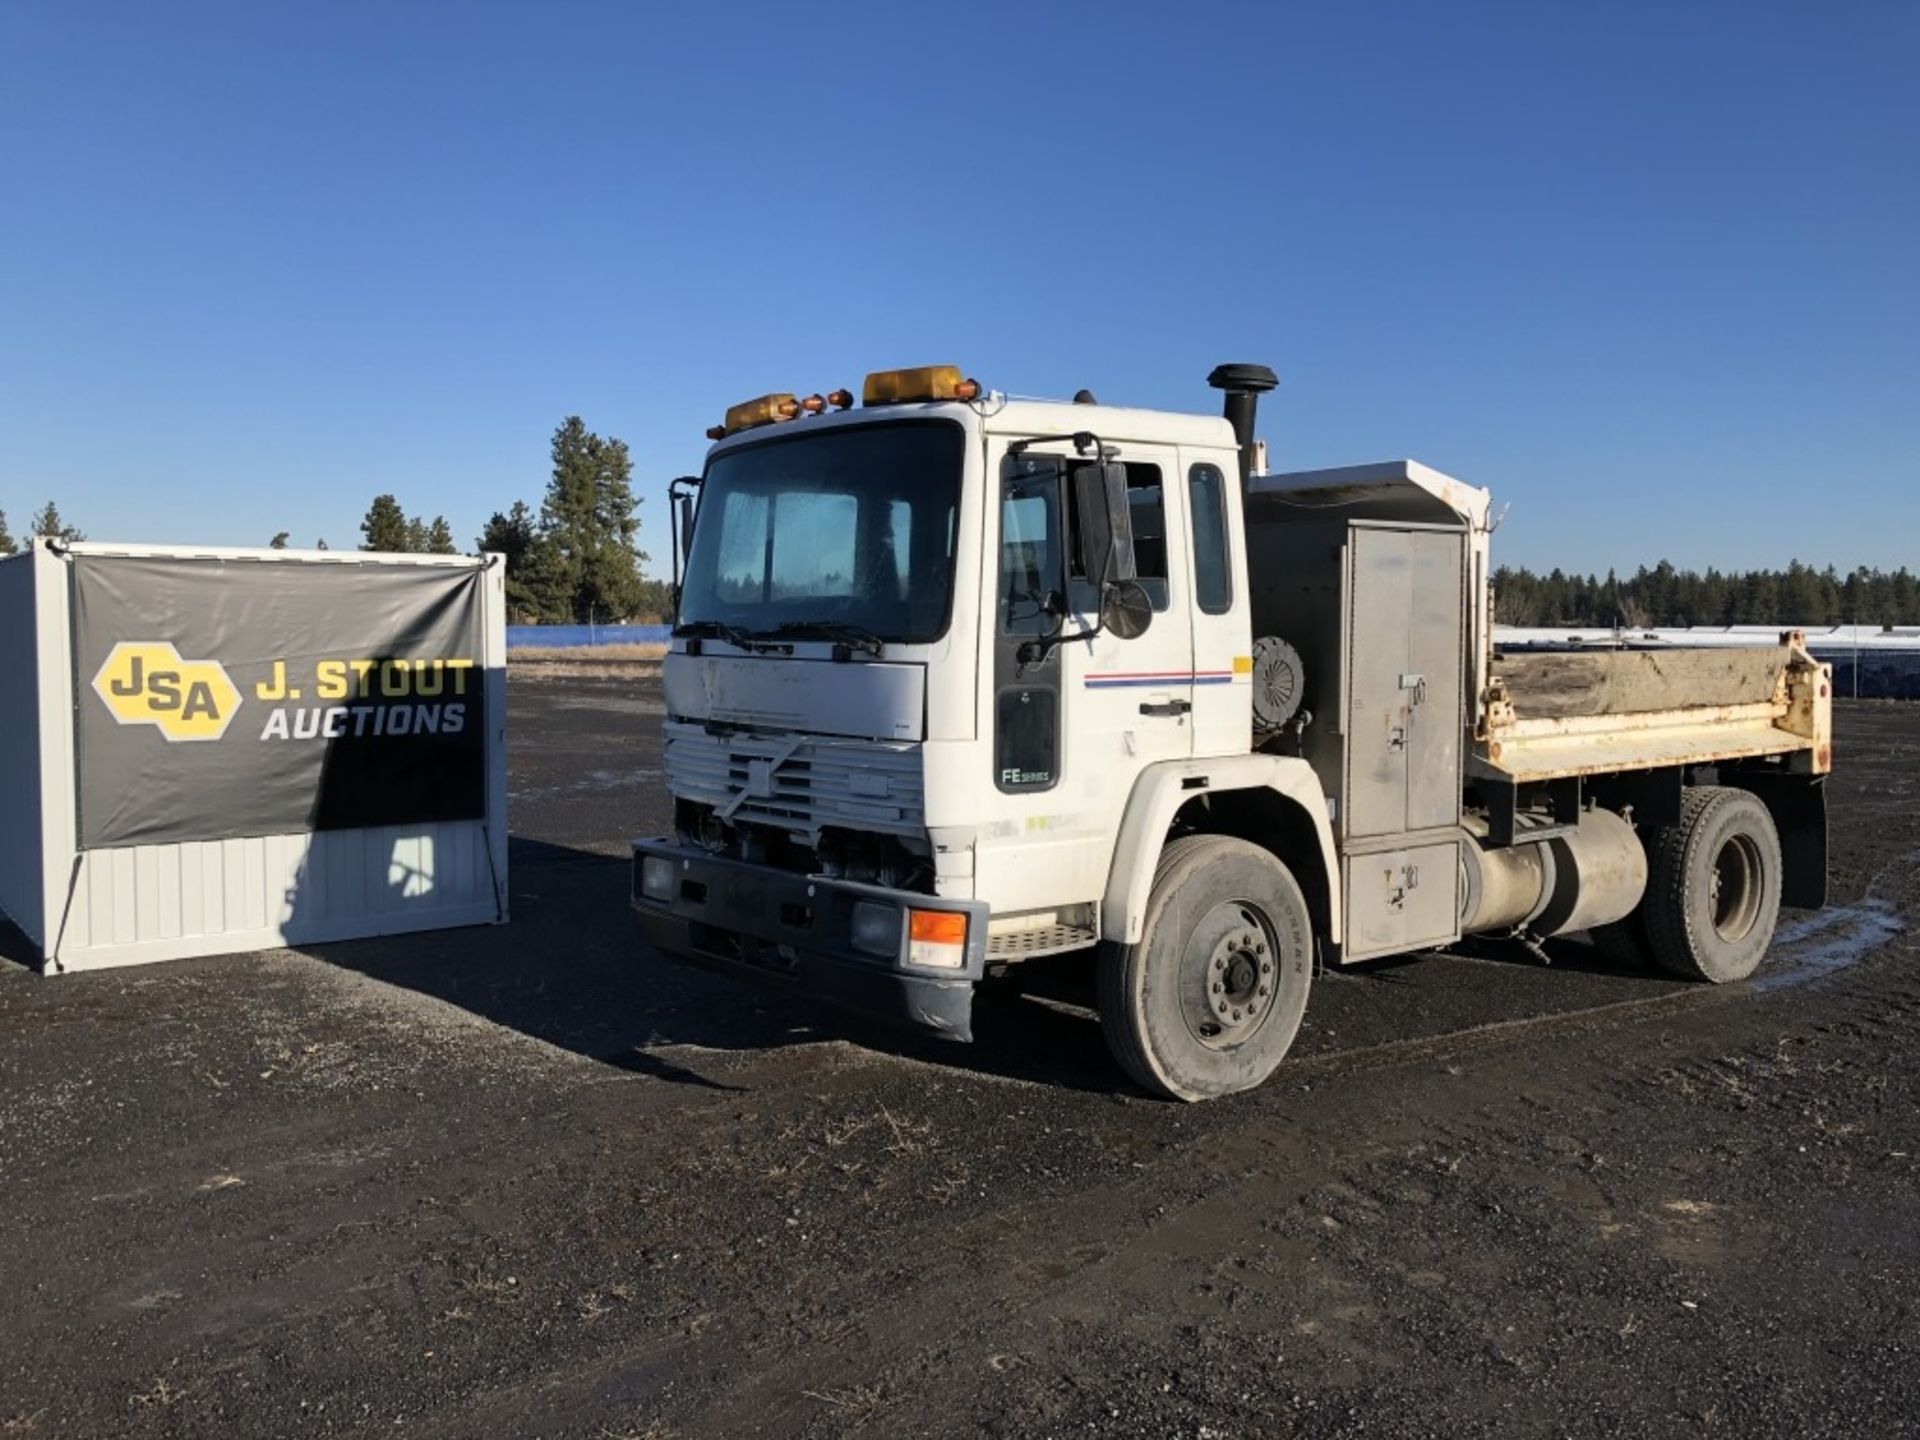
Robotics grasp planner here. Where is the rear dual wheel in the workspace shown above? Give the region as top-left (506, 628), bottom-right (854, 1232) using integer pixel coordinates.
top-left (1593, 786), bottom-right (1783, 983)
top-left (1098, 836), bottom-right (1313, 1102)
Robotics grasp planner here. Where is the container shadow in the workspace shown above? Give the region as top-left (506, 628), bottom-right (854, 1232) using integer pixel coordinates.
top-left (0, 915), bottom-right (42, 972)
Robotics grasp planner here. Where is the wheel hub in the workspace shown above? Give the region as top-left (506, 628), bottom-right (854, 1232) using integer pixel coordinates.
top-left (1711, 833), bottom-right (1762, 943)
top-left (1186, 908), bottom-right (1279, 1049)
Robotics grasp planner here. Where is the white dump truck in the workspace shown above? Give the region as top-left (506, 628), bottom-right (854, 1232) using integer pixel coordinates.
top-left (632, 364), bottom-right (1831, 1099)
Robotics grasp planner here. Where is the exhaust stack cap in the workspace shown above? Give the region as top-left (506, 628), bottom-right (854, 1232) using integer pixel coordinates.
top-left (1207, 363), bottom-right (1278, 395)
top-left (1208, 364), bottom-right (1279, 484)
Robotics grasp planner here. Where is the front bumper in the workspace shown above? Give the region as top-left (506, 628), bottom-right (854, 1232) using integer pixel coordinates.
top-left (629, 839), bottom-right (987, 1042)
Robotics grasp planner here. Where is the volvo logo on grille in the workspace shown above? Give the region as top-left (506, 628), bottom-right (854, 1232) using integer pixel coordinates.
top-left (745, 758), bottom-right (776, 798)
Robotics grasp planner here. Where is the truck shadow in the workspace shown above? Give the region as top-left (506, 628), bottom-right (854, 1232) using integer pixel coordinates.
top-left (299, 836), bottom-right (1131, 1096)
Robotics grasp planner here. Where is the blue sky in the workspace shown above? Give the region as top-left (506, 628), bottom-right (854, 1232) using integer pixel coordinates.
top-left (2, 2), bottom-right (1914, 574)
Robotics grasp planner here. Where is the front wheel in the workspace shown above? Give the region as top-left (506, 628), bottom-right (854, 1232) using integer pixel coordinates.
top-left (1098, 835), bottom-right (1314, 1101)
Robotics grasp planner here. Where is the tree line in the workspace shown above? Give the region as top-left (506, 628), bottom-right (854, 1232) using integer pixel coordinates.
top-left (0, 502), bottom-right (85, 554)
top-left (33, 455), bottom-right (1910, 634)
top-left (1493, 561), bottom-right (1920, 630)
top-left (362, 415), bottom-right (666, 621)
top-left (358, 495), bottom-right (456, 555)
top-left (6, 415), bottom-right (668, 623)
top-left (472, 415), bottom-right (667, 623)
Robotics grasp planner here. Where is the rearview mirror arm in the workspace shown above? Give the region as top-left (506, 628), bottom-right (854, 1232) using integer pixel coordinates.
top-left (1006, 430), bottom-right (1116, 460)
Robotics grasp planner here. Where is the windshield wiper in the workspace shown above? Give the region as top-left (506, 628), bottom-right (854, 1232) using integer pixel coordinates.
top-left (672, 619), bottom-right (761, 650)
top-left (766, 620), bottom-right (887, 657)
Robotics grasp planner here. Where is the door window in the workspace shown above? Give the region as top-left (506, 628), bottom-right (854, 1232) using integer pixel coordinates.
top-left (1123, 464), bottom-right (1169, 611)
top-left (1057, 461), bottom-right (1169, 612)
top-left (999, 464), bottom-right (1062, 637)
top-left (1188, 463), bottom-right (1233, 614)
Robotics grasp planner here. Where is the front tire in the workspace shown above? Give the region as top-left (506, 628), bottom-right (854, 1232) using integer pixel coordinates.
top-left (1643, 786), bottom-right (1783, 983)
top-left (1098, 835), bottom-right (1314, 1101)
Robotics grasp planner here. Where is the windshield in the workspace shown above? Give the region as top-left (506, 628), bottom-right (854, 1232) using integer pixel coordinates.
top-left (679, 420), bottom-right (964, 645)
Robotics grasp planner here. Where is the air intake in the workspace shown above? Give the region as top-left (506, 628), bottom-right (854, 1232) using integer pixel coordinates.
top-left (1207, 363), bottom-right (1279, 487)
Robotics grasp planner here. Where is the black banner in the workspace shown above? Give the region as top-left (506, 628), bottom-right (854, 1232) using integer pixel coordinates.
top-left (72, 555), bottom-right (488, 849)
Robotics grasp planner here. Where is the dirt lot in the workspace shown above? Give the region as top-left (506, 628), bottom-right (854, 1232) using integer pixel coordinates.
top-left (2, 681), bottom-right (1916, 1439)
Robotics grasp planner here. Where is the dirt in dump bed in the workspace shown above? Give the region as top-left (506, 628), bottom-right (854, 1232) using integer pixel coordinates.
top-left (0, 690), bottom-right (1914, 1439)
top-left (1495, 644), bottom-right (1793, 716)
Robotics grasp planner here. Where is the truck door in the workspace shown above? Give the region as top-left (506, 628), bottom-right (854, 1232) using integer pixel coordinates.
top-left (1179, 450), bottom-right (1251, 757)
top-left (977, 441), bottom-right (1195, 911)
top-left (1064, 442), bottom-right (1195, 766)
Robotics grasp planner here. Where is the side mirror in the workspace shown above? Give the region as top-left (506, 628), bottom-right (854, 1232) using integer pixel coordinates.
top-left (1072, 460), bottom-right (1149, 640)
top-left (1071, 461), bottom-right (1137, 587)
top-left (1101, 578), bottom-right (1153, 640)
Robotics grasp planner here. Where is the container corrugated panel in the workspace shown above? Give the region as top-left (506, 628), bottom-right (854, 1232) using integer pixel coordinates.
top-left (52, 821), bottom-right (502, 971)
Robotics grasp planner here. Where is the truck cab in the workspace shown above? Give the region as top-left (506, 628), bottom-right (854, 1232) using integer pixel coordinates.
top-left (634, 364), bottom-right (1829, 1100)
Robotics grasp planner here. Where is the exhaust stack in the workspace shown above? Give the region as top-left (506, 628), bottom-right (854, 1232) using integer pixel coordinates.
top-left (1207, 363), bottom-right (1279, 487)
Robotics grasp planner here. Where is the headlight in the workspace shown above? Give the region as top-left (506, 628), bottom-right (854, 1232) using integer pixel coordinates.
top-left (850, 900), bottom-right (902, 958)
top-left (639, 855), bottom-right (676, 903)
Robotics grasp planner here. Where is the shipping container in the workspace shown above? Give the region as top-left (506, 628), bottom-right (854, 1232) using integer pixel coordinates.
top-left (0, 539), bottom-right (508, 972)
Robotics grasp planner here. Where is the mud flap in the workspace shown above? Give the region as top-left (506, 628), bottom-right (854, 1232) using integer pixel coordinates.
top-left (1727, 771), bottom-right (1827, 910)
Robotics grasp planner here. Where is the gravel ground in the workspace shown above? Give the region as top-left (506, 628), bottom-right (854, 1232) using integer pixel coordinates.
top-left (1, 682), bottom-right (1915, 1439)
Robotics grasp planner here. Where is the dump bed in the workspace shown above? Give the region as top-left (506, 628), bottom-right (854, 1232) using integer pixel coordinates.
top-left (1474, 636), bottom-right (1832, 783)
top-left (1248, 462), bottom-right (1833, 791)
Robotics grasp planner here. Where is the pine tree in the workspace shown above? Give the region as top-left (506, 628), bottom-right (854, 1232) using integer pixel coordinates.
top-left (0, 509), bottom-right (15, 556)
top-left (403, 516), bottom-right (428, 554)
top-left (1781, 560), bottom-right (1829, 625)
top-left (360, 495), bottom-right (412, 552)
top-left (269, 531), bottom-right (290, 550)
top-left (1894, 569), bottom-right (1920, 625)
top-left (30, 501), bottom-right (84, 543)
top-left (478, 500), bottom-right (563, 620)
top-left (541, 416), bottom-right (647, 621)
top-left (424, 516), bottom-right (456, 555)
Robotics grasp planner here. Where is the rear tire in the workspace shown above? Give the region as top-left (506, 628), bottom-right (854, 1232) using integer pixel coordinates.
top-left (1098, 835), bottom-right (1313, 1101)
top-left (1590, 908), bottom-right (1654, 969)
top-left (1643, 786), bottom-right (1783, 983)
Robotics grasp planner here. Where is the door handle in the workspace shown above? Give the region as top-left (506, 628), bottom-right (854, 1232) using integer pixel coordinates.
top-left (1139, 699), bottom-right (1192, 718)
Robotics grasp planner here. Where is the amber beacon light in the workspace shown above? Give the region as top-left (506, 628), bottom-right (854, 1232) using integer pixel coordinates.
top-left (710, 392), bottom-right (801, 439)
top-left (861, 365), bottom-right (983, 406)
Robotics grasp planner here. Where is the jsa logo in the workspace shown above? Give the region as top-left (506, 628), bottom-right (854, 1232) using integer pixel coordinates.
top-left (92, 642), bottom-right (242, 742)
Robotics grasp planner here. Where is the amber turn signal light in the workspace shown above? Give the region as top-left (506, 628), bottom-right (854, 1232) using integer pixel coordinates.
top-left (906, 907), bottom-right (968, 969)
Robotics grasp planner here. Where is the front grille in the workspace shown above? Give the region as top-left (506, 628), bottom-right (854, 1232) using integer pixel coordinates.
top-left (664, 722), bottom-right (925, 843)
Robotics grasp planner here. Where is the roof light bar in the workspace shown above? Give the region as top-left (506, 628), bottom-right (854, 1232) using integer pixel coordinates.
top-left (862, 365), bottom-right (982, 407)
